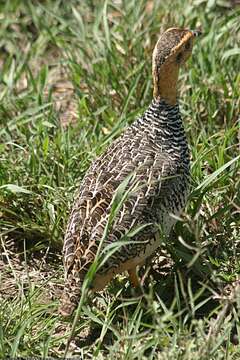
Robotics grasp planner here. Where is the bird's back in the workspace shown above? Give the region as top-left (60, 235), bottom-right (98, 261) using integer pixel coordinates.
top-left (60, 98), bottom-right (190, 315)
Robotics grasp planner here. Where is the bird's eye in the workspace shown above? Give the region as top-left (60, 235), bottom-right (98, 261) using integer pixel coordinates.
top-left (176, 52), bottom-right (182, 63)
top-left (185, 42), bottom-right (191, 50)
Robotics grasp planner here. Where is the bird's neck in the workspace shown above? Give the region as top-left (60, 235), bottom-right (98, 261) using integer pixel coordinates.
top-left (153, 62), bottom-right (179, 106)
top-left (149, 98), bottom-right (180, 123)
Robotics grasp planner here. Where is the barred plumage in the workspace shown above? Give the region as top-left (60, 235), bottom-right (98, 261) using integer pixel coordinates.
top-left (59, 27), bottom-right (201, 316)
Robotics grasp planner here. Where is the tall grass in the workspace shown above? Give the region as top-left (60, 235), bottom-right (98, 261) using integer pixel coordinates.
top-left (0, 0), bottom-right (239, 358)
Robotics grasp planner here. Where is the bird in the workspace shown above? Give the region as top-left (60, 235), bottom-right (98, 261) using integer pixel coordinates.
top-left (59, 27), bottom-right (201, 317)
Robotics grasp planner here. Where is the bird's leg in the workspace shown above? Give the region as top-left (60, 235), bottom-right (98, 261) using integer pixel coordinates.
top-left (128, 267), bottom-right (140, 288)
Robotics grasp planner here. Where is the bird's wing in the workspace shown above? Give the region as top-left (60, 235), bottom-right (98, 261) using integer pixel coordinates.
top-left (63, 127), bottom-right (182, 274)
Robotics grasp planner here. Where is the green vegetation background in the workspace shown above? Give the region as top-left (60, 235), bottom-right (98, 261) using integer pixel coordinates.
top-left (0, 0), bottom-right (239, 358)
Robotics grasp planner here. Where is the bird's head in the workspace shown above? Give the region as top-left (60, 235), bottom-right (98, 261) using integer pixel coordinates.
top-left (152, 27), bottom-right (201, 105)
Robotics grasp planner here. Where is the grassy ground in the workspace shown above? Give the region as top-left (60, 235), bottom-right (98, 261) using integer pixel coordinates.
top-left (0, 0), bottom-right (240, 358)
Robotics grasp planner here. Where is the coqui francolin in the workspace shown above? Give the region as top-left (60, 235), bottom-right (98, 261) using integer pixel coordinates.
top-left (59, 27), bottom-right (201, 316)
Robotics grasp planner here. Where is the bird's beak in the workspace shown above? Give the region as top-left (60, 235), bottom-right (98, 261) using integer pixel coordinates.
top-left (191, 29), bottom-right (202, 37)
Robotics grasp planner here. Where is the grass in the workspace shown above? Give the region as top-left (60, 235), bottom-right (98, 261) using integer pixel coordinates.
top-left (0, 0), bottom-right (240, 358)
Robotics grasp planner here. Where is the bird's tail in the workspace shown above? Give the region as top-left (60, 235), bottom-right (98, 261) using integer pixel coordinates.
top-left (58, 268), bottom-right (85, 317)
